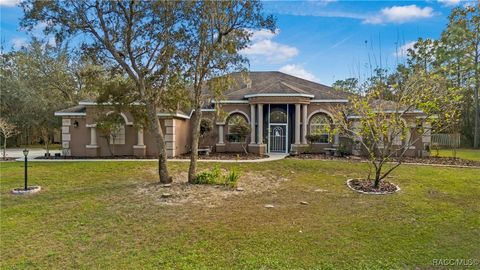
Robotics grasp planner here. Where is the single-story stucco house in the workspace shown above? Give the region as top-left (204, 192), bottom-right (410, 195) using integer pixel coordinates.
top-left (54, 71), bottom-right (431, 157)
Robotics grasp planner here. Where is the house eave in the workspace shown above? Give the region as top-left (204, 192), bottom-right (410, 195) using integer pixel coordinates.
top-left (244, 93), bottom-right (315, 98)
top-left (78, 101), bottom-right (143, 106)
top-left (157, 112), bottom-right (191, 120)
top-left (54, 112), bottom-right (86, 116)
top-left (212, 100), bottom-right (249, 104)
top-left (311, 99), bottom-right (349, 103)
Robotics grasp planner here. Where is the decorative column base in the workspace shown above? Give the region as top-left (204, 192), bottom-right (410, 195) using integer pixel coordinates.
top-left (248, 144), bottom-right (266, 155)
top-left (133, 145), bottom-right (146, 157)
top-left (216, 143), bottom-right (226, 153)
top-left (85, 145), bottom-right (100, 157)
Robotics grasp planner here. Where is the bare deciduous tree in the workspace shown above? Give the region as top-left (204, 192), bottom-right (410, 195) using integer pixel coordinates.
top-left (0, 118), bottom-right (18, 159)
top-left (332, 71), bottom-right (461, 188)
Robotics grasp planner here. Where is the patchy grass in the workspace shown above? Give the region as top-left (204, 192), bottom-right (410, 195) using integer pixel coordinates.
top-left (435, 148), bottom-right (480, 161)
top-left (1, 160), bottom-right (479, 269)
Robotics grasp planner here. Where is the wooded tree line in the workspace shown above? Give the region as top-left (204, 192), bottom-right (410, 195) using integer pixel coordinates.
top-left (333, 5), bottom-right (479, 148)
top-left (0, 39), bottom-right (88, 152)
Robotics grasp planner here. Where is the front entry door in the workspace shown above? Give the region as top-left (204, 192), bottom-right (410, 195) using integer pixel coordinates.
top-left (269, 124), bottom-right (287, 153)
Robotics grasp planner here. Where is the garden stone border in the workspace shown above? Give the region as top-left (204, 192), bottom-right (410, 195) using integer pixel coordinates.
top-left (11, 186), bottom-right (41, 195)
top-left (346, 179), bottom-right (400, 195)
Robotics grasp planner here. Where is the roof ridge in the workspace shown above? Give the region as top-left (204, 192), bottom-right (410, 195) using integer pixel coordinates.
top-left (279, 81), bottom-right (309, 94)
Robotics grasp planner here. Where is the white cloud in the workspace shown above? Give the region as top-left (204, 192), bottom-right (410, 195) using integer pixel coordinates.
top-left (241, 29), bottom-right (298, 63)
top-left (47, 36), bottom-right (56, 47)
top-left (0, 0), bottom-right (19, 7)
top-left (308, 0), bottom-right (338, 6)
top-left (249, 29), bottom-right (278, 42)
top-left (279, 64), bottom-right (318, 82)
top-left (11, 37), bottom-right (27, 50)
top-left (438, 0), bottom-right (461, 6)
top-left (364, 5), bottom-right (435, 24)
top-left (394, 41), bottom-right (416, 58)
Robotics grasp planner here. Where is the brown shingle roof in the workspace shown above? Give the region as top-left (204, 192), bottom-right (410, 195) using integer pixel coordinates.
top-left (220, 71), bottom-right (351, 100)
top-left (55, 105), bottom-right (86, 114)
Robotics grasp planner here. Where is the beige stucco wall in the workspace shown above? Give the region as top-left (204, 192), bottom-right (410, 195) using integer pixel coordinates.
top-left (65, 117), bottom-right (88, 156)
top-left (174, 118), bottom-right (191, 156)
top-left (60, 101), bottom-right (428, 158)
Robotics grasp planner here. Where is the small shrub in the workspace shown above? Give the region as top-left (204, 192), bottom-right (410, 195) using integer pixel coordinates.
top-left (194, 165), bottom-right (221, 184)
top-left (226, 134), bottom-right (246, 142)
top-left (193, 166), bottom-right (240, 188)
top-left (224, 168), bottom-right (240, 188)
top-left (306, 134), bottom-right (328, 143)
top-left (200, 118), bottom-right (213, 137)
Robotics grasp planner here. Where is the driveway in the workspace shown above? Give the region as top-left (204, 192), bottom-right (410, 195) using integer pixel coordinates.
top-left (3, 148), bottom-right (62, 160)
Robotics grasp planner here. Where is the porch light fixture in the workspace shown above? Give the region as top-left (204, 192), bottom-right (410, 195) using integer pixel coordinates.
top-left (73, 121), bottom-right (79, 128)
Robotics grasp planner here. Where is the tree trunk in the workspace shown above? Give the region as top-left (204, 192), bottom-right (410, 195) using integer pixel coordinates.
top-left (188, 107), bottom-right (202, 183)
top-left (373, 165), bottom-right (382, 189)
top-left (45, 134), bottom-right (50, 155)
top-left (145, 101), bottom-right (171, 183)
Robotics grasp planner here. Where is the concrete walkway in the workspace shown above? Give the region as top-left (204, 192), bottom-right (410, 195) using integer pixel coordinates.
top-left (7, 150), bottom-right (288, 163)
top-left (4, 148), bottom-right (62, 160)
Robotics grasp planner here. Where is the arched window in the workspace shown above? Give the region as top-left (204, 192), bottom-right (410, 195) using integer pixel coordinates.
top-left (226, 114), bottom-right (249, 142)
top-left (309, 113), bottom-right (332, 143)
top-left (107, 114), bottom-right (126, 145)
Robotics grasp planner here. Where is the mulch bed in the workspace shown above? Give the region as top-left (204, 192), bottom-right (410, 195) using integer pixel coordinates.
top-left (35, 153), bottom-right (267, 160)
top-left (137, 170), bottom-right (289, 207)
top-left (347, 179), bottom-right (399, 194)
top-left (173, 152), bottom-right (267, 160)
top-left (289, 153), bottom-right (480, 167)
top-left (401, 156), bottom-right (480, 167)
top-left (35, 155), bottom-right (156, 160)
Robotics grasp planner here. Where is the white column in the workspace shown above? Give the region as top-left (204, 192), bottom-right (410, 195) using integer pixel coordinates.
top-left (302, 104), bottom-right (308, 144)
top-left (90, 127), bottom-right (97, 146)
top-left (137, 128), bottom-right (144, 146)
top-left (250, 104), bottom-right (256, 144)
top-left (258, 104), bottom-right (263, 144)
top-left (295, 104), bottom-right (301, 144)
top-left (218, 125), bottom-right (224, 144)
top-left (334, 133), bottom-right (340, 146)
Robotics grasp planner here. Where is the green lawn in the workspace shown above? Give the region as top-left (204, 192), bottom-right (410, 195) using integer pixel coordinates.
top-left (1, 160), bottom-right (479, 269)
top-left (435, 148), bottom-right (480, 161)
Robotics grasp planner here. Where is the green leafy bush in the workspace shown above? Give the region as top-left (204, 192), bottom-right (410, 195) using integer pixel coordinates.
top-left (193, 165), bottom-right (221, 185)
top-left (223, 168), bottom-right (240, 188)
top-left (200, 118), bottom-right (213, 137)
top-left (306, 134), bottom-right (329, 143)
top-left (193, 165), bottom-right (240, 188)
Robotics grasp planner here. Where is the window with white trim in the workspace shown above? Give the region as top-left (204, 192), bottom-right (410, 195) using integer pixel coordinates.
top-left (309, 113), bottom-right (331, 143)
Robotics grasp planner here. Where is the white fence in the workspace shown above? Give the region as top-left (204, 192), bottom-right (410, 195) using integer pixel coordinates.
top-left (431, 133), bottom-right (461, 148)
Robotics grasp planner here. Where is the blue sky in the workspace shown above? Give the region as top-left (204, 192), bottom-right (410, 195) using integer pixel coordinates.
top-left (0, 0), bottom-right (473, 85)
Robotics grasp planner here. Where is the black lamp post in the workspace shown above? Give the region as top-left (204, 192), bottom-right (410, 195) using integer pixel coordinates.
top-left (23, 148), bottom-right (29, 190)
